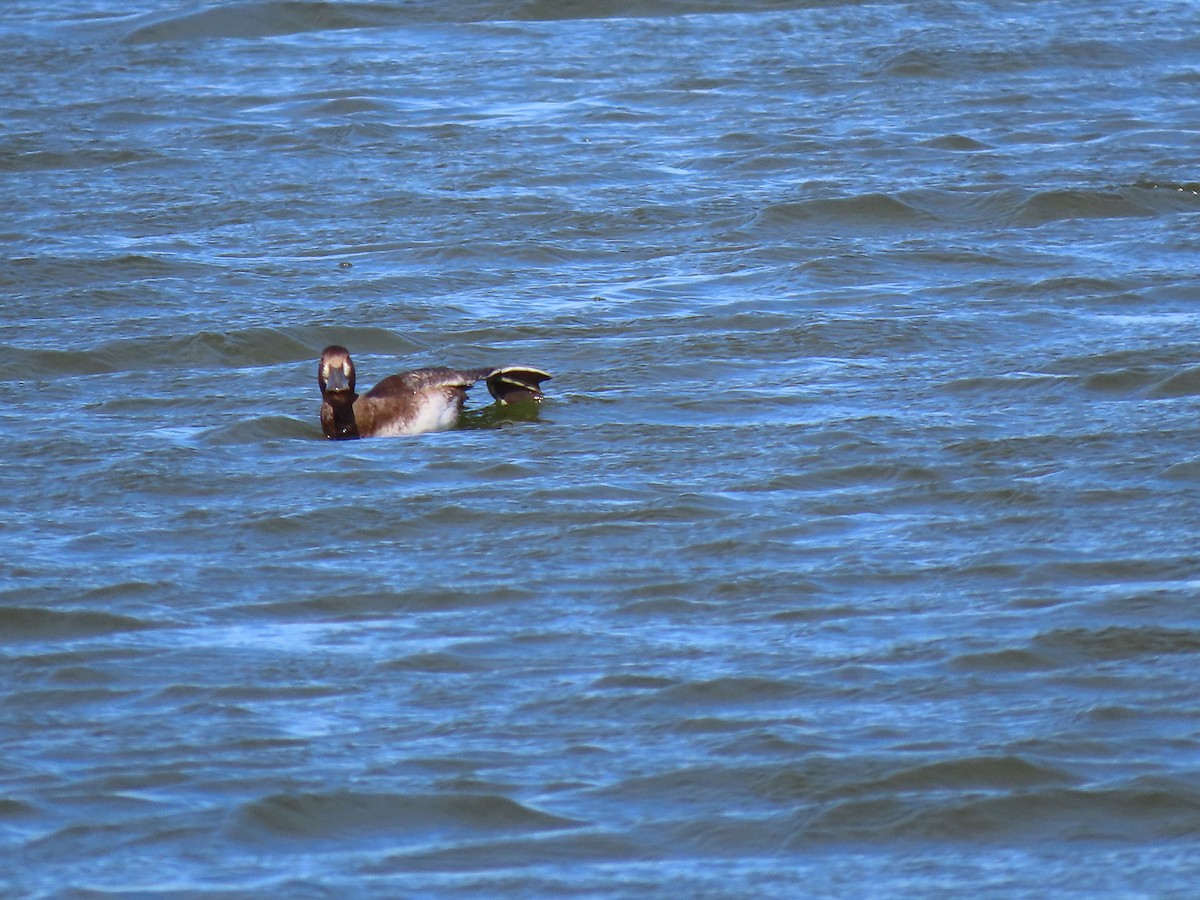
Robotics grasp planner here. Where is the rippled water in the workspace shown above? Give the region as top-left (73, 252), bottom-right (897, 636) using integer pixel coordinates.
top-left (3, 0), bottom-right (1200, 894)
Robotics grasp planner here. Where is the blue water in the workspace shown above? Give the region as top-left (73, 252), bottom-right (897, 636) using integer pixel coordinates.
top-left (3, 0), bottom-right (1200, 895)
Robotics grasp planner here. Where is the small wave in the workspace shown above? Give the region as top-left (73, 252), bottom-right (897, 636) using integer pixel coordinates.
top-left (590, 673), bottom-right (678, 690)
top-left (745, 183), bottom-right (1200, 237)
top-left (1161, 458), bottom-right (1200, 482)
top-left (2, 325), bottom-right (415, 381)
top-left (804, 779), bottom-right (1200, 841)
top-left (5, 328), bottom-right (299, 379)
top-left (0, 146), bottom-right (159, 173)
top-left (121, 1), bottom-right (414, 44)
top-left (595, 763), bottom-right (762, 807)
top-left (951, 622), bottom-right (1200, 673)
top-left (940, 371), bottom-right (1072, 397)
top-left (372, 829), bottom-right (647, 873)
top-left (1134, 178), bottom-right (1200, 196)
top-left (117, 0), bottom-right (824, 43)
top-left (876, 755), bottom-right (1074, 792)
top-left (918, 134), bottom-right (995, 152)
top-left (661, 676), bottom-right (798, 705)
top-left (614, 597), bottom-right (719, 617)
top-left (876, 47), bottom-right (946, 78)
top-left (1013, 188), bottom-right (1155, 227)
top-left (234, 791), bottom-right (579, 843)
top-left (241, 589), bottom-right (413, 621)
top-left (1035, 625), bottom-right (1200, 663)
top-left (510, 0), bottom-right (851, 21)
top-left (1146, 365), bottom-right (1200, 399)
top-left (749, 193), bottom-right (936, 233)
top-left (0, 252), bottom-right (219, 294)
top-left (768, 462), bottom-right (943, 492)
top-left (1077, 365), bottom-right (1200, 399)
top-left (1013, 182), bottom-right (1200, 226)
top-left (0, 798), bottom-right (39, 820)
top-left (949, 647), bottom-right (1057, 673)
top-left (198, 415), bottom-right (315, 445)
top-left (1052, 345), bottom-right (1197, 376)
top-left (1042, 346), bottom-right (1200, 399)
top-left (379, 651), bottom-right (491, 674)
top-left (1080, 369), bottom-right (1159, 395)
top-left (0, 606), bottom-right (158, 642)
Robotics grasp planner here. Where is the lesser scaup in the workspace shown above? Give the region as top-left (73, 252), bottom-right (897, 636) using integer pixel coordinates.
top-left (317, 345), bottom-right (551, 440)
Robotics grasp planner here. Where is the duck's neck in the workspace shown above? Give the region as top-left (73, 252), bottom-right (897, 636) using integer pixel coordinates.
top-left (321, 393), bottom-right (360, 440)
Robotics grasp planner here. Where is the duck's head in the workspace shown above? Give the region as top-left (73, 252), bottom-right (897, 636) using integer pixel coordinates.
top-left (318, 345), bottom-right (357, 398)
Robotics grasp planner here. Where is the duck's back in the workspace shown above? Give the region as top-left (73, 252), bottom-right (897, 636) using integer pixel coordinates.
top-left (354, 368), bottom-right (483, 437)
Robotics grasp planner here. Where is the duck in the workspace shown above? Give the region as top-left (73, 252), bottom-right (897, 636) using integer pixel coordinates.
top-left (317, 345), bottom-right (551, 440)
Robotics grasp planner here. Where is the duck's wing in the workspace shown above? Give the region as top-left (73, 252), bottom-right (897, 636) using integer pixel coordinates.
top-left (364, 367), bottom-right (477, 398)
top-left (368, 366), bottom-right (550, 403)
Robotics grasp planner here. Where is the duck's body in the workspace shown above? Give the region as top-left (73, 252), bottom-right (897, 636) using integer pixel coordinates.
top-left (318, 346), bottom-right (550, 440)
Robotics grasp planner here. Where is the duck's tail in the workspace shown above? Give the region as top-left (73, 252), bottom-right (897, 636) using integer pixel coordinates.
top-left (483, 366), bottom-right (552, 405)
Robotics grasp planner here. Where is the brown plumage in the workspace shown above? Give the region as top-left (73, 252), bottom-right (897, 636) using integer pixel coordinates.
top-left (317, 345), bottom-right (551, 440)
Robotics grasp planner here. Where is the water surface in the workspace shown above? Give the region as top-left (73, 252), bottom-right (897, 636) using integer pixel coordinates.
top-left (3, 0), bottom-right (1200, 894)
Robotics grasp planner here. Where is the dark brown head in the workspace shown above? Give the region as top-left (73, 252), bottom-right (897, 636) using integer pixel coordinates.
top-left (318, 345), bottom-right (356, 396)
top-left (318, 345), bottom-right (360, 439)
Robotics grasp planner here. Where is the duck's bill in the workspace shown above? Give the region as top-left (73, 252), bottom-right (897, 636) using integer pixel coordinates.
top-left (324, 368), bottom-right (351, 393)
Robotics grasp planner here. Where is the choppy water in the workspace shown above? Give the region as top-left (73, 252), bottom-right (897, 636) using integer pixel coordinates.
top-left (3, 0), bottom-right (1200, 894)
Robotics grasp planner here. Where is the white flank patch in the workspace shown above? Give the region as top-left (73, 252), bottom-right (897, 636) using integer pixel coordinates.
top-left (372, 393), bottom-right (460, 437)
